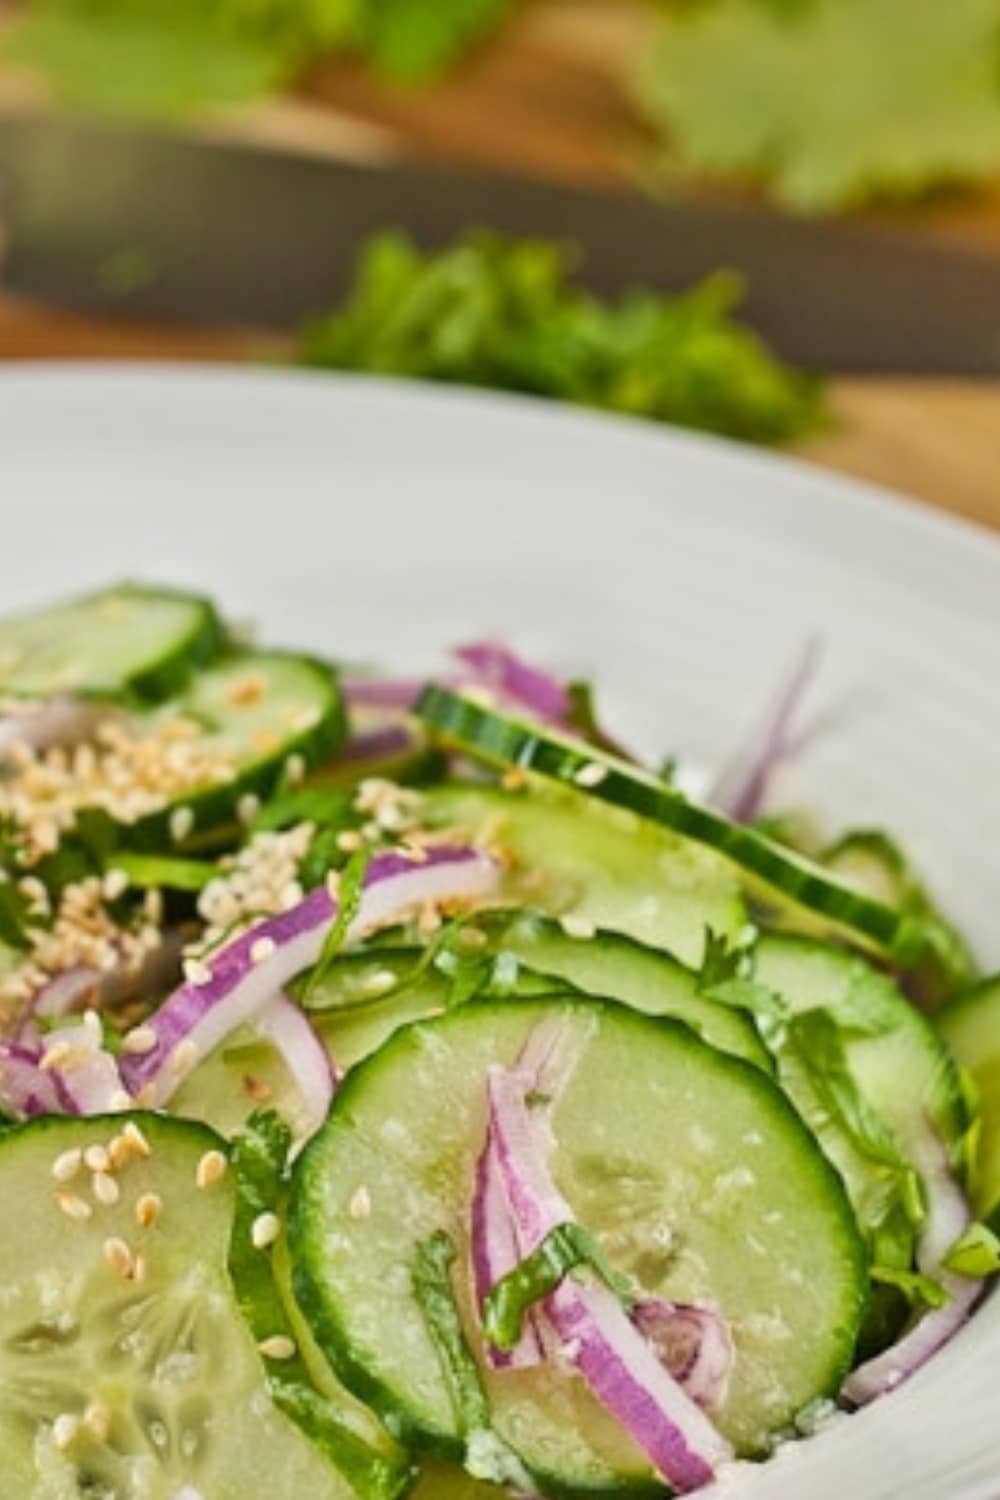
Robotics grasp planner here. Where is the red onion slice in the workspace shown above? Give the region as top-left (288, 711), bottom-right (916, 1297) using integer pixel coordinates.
top-left (452, 643), bottom-right (569, 725)
top-left (40, 1020), bottom-right (127, 1114)
top-left (0, 1041), bottom-right (66, 1117)
top-left (632, 1300), bottom-right (733, 1412)
top-left (709, 637), bottom-right (822, 822)
top-left (471, 1125), bottom-right (546, 1370)
top-left (342, 677), bottom-right (430, 710)
top-left (253, 993), bottom-right (338, 1140)
top-left (487, 1055), bottom-right (733, 1492)
top-left (843, 1140), bottom-right (984, 1405)
top-left (120, 846), bottom-right (498, 1107)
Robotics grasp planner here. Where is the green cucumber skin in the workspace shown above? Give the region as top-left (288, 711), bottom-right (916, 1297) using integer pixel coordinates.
top-left (0, 581), bottom-right (223, 702)
top-left (477, 910), bottom-right (773, 1073)
top-left (937, 976), bottom-right (1000, 1224)
top-left (416, 686), bottom-right (924, 964)
top-left (126, 652), bottom-right (347, 851)
top-left (291, 998), bottom-right (867, 1497)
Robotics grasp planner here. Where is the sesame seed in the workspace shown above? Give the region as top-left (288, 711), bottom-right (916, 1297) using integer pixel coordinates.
top-left (559, 914), bottom-right (596, 941)
top-left (284, 753), bottom-right (306, 786)
top-left (135, 1193), bottom-right (163, 1229)
top-left (237, 792), bottom-right (261, 825)
top-left (196, 1150), bottom-right (227, 1190)
top-left (101, 867), bottom-right (130, 901)
top-left (93, 1172), bottom-right (120, 1207)
top-left (84, 1144), bottom-right (110, 1173)
top-left (398, 841), bottom-right (429, 864)
top-left (169, 806), bottom-right (195, 844)
top-left (250, 936), bottom-right (276, 965)
top-left (278, 881), bottom-right (303, 912)
top-left (82, 1009), bottom-right (102, 1042)
top-left (226, 672), bottom-right (266, 708)
top-left (258, 1335), bottom-right (297, 1361)
top-left (56, 1193), bottom-right (92, 1222)
top-left (361, 970), bottom-right (397, 998)
top-left (573, 762), bottom-right (608, 789)
top-left (123, 1122), bottom-right (152, 1159)
top-left (83, 1401), bottom-right (111, 1443)
top-left (170, 1039), bottom-right (199, 1076)
top-left (122, 1025), bottom-right (158, 1056)
top-left (132, 1251), bottom-right (148, 1284)
top-left (251, 1212), bottom-right (282, 1250)
top-left (500, 767), bottom-right (529, 792)
top-left (108, 1090), bottom-right (133, 1113)
top-left (40, 1040), bottom-right (72, 1072)
top-left (102, 1237), bottom-right (134, 1279)
top-left (336, 829), bottom-right (363, 853)
top-left (183, 957), bottom-right (213, 987)
top-left (52, 1413), bottom-right (80, 1451)
top-left (348, 1185), bottom-right (372, 1220)
top-left (51, 1148), bottom-right (82, 1184)
top-left (243, 1074), bottom-right (273, 1103)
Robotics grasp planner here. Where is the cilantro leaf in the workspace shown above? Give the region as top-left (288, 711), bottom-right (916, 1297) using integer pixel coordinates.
top-left (637, 0), bottom-right (1000, 212)
top-left (301, 232), bottom-right (822, 446)
top-left (356, 0), bottom-right (511, 80)
top-left (302, 848), bottom-right (369, 1002)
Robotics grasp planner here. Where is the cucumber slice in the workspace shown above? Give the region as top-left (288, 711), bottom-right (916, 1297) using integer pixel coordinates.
top-left (477, 910), bottom-right (771, 1072)
top-left (410, 1462), bottom-right (507, 1497)
top-left (0, 582), bottom-right (221, 701)
top-left (420, 783), bottom-right (746, 967)
top-left (823, 830), bottom-right (977, 1006)
top-left (0, 1113), bottom-right (358, 1498)
top-left (291, 999), bottom-right (866, 1494)
top-left (128, 652), bottom-right (346, 849)
top-left (937, 976), bottom-right (1000, 1223)
top-left (416, 687), bottom-right (925, 965)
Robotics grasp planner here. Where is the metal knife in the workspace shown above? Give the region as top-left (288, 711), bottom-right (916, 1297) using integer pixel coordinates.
top-left (1, 111), bottom-right (999, 372)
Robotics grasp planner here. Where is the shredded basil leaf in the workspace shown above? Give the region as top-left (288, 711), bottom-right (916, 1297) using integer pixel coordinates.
top-left (303, 849), bottom-right (370, 1003)
top-left (482, 1222), bottom-right (634, 1353)
top-left (870, 1264), bottom-right (950, 1311)
top-left (412, 1231), bottom-right (491, 1434)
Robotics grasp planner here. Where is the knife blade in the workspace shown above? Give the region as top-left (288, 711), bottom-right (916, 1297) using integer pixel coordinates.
top-left (2, 112), bottom-right (999, 373)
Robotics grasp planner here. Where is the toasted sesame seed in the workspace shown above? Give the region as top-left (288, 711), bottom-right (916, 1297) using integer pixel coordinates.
top-left (84, 1144), bottom-right (110, 1173)
top-left (82, 1009), bottom-right (102, 1042)
top-left (237, 792), bottom-right (261, 825)
top-left (93, 1172), bottom-right (120, 1207)
top-left (108, 1090), bottom-right (133, 1113)
top-left (253, 729), bottom-right (279, 753)
top-left (123, 1122), bottom-right (152, 1159)
top-left (122, 1025), bottom-right (158, 1056)
top-left (348, 1185), bottom-right (372, 1220)
top-left (40, 1040), bottom-right (72, 1072)
top-left (101, 867), bottom-right (130, 901)
top-left (183, 957), bottom-right (212, 987)
top-left (170, 1038), bottom-right (199, 1076)
top-left (83, 1401), bottom-right (111, 1443)
top-left (250, 936), bottom-right (276, 965)
top-left (132, 1251), bottom-right (148, 1284)
top-left (398, 841), bottom-right (430, 864)
top-left (227, 672), bottom-right (266, 708)
top-left (559, 914), bottom-right (596, 940)
top-left (284, 753), bottom-right (306, 786)
top-left (258, 1335), bottom-right (296, 1361)
top-left (52, 1148), bottom-right (82, 1184)
top-left (361, 970), bottom-right (397, 998)
top-left (573, 762), bottom-right (608, 789)
top-left (169, 806), bottom-right (195, 844)
top-left (52, 1412), bottom-right (80, 1450)
top-left (56, 1192), bottom-right (92, 1222)
top-left (500, 766), bottom-right (529, 792)
top-left (336, 829), bottom-right (363, 853)
top-left (103, 1237), bottom-right (134, 1279)
top-left (196, 1150), bottom-right (227, 1190)
top-left (251, 1212), bottom-right (282, 1250)
top-left (135, 1193), bottom-right (163, 1229)
top-left (243, 1073), bottom-right (273, 1103)
top-left (278, 880), bottom-right (303, 912)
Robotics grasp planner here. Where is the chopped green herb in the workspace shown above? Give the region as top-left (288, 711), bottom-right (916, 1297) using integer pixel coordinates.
top-left (301, 232), bottom-right (823, 446)
top-left (942, 1221), bottom-right (1000, 1279)
top-left (482, 1221), bottom-right (634, 1353)
top-left (637, 0), bottom-right (1000, 213)
top-left (870, 1263), bottom-right (950, 1312)
top-left (303, 848), bottom-right (370, 1003)
top-left (113, 851), bottom-right (216, 892)
top-left (412, 1231), bottom-right (491, 1435)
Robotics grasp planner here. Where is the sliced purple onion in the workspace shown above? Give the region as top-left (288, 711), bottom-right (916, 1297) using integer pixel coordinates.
top-left (452, 642), bottom-right (569, 725)
top-left (0, 1041), bottom-right (66, 1117)
top-left (342, 677), bottom-right (429, 710)
top-left (336, 718), bottom-right (421, 767)
top-left (632, 1300), bottom-right (733, 1412)
top-left (120, 846), bottom-right (498, 1107)
top-left (709, 637), bottom-right (823, 822)
top-left (32, 966), bottom-right (103, 1022)
top-left (843, 1140), bottom-right (984, 1405)
top-left (254, 993), bottom-right (338, 1139)
top-left (42, 1020), bottom-right (127, 1114)
top-left (471, 1125), bottom-right (546, 1370)
top-left (487, 1054), bottom-right (732, 1491)
top-left (30, 931), bottom-right (184, 1025)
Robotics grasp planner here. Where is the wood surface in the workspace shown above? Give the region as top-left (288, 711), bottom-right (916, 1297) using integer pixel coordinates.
top-left (0, 0), bottom-right (997, 532)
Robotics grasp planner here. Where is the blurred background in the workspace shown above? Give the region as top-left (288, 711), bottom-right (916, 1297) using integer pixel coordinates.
top-left (0, 0), bottom-right (998, 527)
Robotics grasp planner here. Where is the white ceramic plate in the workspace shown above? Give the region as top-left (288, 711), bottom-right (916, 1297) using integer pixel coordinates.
top-left (1, 364), bottom-right (998, 1500)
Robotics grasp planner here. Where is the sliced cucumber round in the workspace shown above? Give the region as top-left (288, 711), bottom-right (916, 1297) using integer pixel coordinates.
top-left (0, 582), bottom-right (221, 701)
top-left (416, 687), bottom-right (925, 965)
top-left (127, 652), bottom-right (346, 849)
top-left (0, 1112), bottom-right (357, 1499)
top-left (291, 998), bottom-right (867, 1495)
top-left (477, 909), bottom-right (772, 1072)
top-left (420, 782), bottom-right (746, 968)
top-left (937, 976), bottom-right (1000, 1224)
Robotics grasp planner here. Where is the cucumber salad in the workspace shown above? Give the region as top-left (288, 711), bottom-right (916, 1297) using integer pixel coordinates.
top-left (0, 581), bottom-right (996, 1500)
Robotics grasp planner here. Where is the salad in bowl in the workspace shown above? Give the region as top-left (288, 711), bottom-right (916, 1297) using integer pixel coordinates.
top-left (0, 581), bottom-right (995, 1500)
